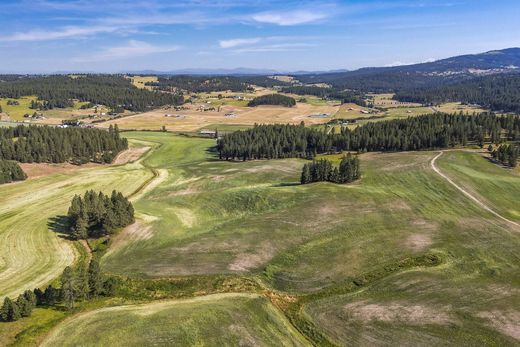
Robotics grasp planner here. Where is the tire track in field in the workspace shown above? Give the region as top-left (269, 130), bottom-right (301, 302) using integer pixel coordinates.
top-left (431, 151), bottom-right (520, 229)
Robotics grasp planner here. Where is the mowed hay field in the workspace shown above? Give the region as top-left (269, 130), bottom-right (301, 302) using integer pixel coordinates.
top-left (42, 293), bottom-right (309, 347)
top-left (99, 102), bottom-right (339, 132)
top-left (0, 143), bottom-right (154, 299)
top-left (95, 132), bottom-right (520, 345)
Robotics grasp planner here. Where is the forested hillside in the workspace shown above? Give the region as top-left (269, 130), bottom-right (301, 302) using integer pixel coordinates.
top-left (217, 113), bottom-right (520, 160)
top-left (394, 73), bottom-right (520, 113)
top-left (0, 125), bottom-right (127, 164)
top-left (0, 75), bottom-right (183, 111)
top-left (281, 86), bottom-right (367, 106)
top-left (148, 76), bottom-right (249, 93)
top-left (296, 48), bottom-right (520, 92)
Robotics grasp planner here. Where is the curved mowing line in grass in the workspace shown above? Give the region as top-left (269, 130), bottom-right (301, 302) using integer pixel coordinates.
top-left (41, 293), bottom-right (311, 347)
top-left (0, 144), bottom-right (154, 299)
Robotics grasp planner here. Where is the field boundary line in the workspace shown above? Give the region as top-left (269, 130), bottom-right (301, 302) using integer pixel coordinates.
top-left (431, 151), bottom-right (519, 229)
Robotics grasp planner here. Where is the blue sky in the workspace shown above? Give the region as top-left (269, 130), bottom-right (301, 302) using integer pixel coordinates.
top-left (0, 0), bottom-right (519, 73)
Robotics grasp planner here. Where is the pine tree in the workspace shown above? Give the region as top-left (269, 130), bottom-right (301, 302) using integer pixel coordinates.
top-left (61, 266), bottom-right (77, 310)
top-left (88, 259), bottom-right (103, 297)
top-left (16, 294), bottom-right (32, 317)
top-left (0, 297), bottom-right (21, 322)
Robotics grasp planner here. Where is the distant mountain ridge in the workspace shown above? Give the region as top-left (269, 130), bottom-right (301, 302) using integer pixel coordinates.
top-left (123, 68), bottom-right (350, 76)
top-left (296, 48), bottom-right (520, 92)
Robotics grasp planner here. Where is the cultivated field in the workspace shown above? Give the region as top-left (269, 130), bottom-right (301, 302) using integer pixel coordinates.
top-left (0, 143), bottom-right (154, 299)
top-left (42, 293), bottom-right (309, 346)
top-left (127, 76), bottom-right (158, 90)
top-left (100, 102), bottom-right (340, 132)
top-left (2, 130), bottom-right (518, 345)
top-left (96, 132), bottom-right (519, 345)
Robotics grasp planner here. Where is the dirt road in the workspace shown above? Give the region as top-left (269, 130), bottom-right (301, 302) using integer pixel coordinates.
top-left (431, 151), bottom-right (519, 229)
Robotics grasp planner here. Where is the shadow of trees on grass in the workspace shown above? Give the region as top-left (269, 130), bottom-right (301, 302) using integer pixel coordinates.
top-left (47, 215), bottom-right (74, 240)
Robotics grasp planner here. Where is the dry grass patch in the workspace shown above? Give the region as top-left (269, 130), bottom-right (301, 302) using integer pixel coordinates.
top-left (343, 300), bottom-right (453, 325)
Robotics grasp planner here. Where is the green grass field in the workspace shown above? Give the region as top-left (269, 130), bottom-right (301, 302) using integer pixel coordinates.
top-left (41, 294), bottom-right (309, 347)
top-left (2, 131), bottom-right (519, 345)
top-left (0, 143), bottom-right (153, 299)
top-left (97, 133), bottom-right (519, 345)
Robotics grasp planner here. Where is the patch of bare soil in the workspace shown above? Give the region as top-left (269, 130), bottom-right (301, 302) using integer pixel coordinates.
top-left (112, 146), bottom-right (150, 165)
top-left (477, 310), bottom-right (520, 340)
top-left (19, 162), bottom-right (101, 179)
top-left (228, 241), bottom-right (276, 272)
top-left (343, 300), bottom-right (453, 325)
top-left (405, 233), bottom-right (433, 252)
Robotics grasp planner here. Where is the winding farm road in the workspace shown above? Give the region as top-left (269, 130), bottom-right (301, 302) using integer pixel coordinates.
top-left (431, 151), bottom-right (520, 229)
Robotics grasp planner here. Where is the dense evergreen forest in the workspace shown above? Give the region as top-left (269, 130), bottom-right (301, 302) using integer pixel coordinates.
top-left (217, 113), bottom-right (520, 160)
top-left (492, 143), bottom-right (519, 167)
top-left (1, 259), bottom-right (112, 321)
top-left (394, 74), bottom-right (520, 113)
top-left (0, 75), bottom-right (183, 111)
top-left (67, 190), bottom-right (135, 240)
top-left (0, 160), bottom-right (26, 184)
top-left (239, 76), bottom-right (293, 88)
top-left (301, 154), bottom-right (360, 184)
top-left (248, 94), bottom-right (296, 107)
top-left (0, 125), bottom-right (127, 164)
top-left (148, 76), bottom-right (249, 93)
top-left (281, 86), bottom-right (367, 106)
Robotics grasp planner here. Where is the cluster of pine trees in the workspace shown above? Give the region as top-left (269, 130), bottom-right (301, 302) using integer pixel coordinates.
top-left (301, 154), bottom-right (360, 184)
top-left (217, 113), bottom-right (520, 160)
top-left (394, 74), bottom-right (520, 113)
top-left (247, 94), bottom-right (296, 107)
top-left (149, 76), bottom-right (248, 93)
top-left (0, 75), bottom-right (183, 112)
top-left (280, 86), bottom-right (367, 107)
top-left (0, 290), bottom-right (36, 322)
top-left (30, 99), bottom-right (73, 110)
top-left (0, 124), bottom-right (127, 164)
top-left (0, 160), bottom-right (26, 184)
top-left (0, 259), bottom-right (113, 322)
top-left (67, 190), bottom-right (135, 239)
top-left (492, 143), bottom-right (519, 167)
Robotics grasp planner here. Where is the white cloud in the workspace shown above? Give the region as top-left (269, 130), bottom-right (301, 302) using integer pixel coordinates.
top-left (74, 40), bottom-right (179, 62)
top-left (219, 37), bottom-right (261, 48)
top-left (251, 10), bottom-right (329, 26)
top-left (0, 26), bottom-right (121, 42)
top-left (234, 43), bottom-right (317, 53)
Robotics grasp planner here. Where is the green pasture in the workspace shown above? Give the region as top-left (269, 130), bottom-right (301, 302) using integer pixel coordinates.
top-left (41, 294), bottom-right (309, 347)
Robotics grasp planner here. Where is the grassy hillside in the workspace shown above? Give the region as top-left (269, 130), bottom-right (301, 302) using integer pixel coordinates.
top-left (3, 131), bottom-right (519, 345)
top-left (97, 133), bottom-right (519, 345)
top-left (0, 144), bottom-right (153, 299)
top-left (41, 294), bottom-right (310, 347)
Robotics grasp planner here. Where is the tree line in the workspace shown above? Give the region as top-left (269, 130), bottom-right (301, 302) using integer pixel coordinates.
top-left (0, 75), bottom-right (183, 112)
top-left (0, 124), bottom-right (127, 164)
top-left (492, 143), bottom-right (519, 167)
top-left (280, 86), bottom-right (367, 107)
top-left (301, 154), bottom-right (360, 184)
top-left (67, 190), bottom-right (135, 240)
top-left (247, 94), bottom-right (296, 107)
top-left (148, 76), bottom-right (249, 93)
top-left (217, 113), bottom-right (520, 160)
top-left (0, 160), bottom-right (26, 184)
top-left (394, 74), bottom-right (520, 113)
top-left (0, 259), bottom-right (113, 322)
